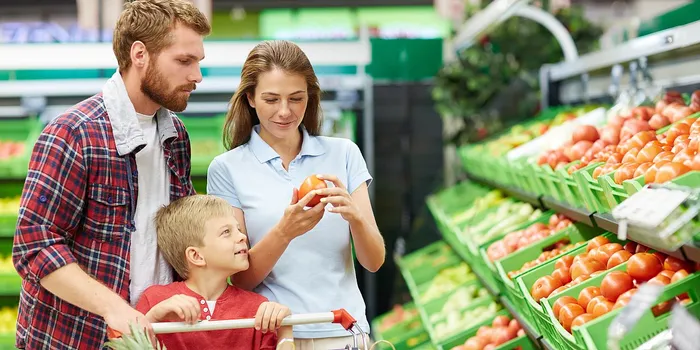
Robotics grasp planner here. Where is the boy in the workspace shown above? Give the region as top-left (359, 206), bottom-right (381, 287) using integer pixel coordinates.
top-left (135, 195), bottom-right (294, 349)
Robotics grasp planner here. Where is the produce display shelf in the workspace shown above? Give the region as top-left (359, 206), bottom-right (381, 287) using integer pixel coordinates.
top-left (540, 196), bottom-right (595, 227)
top-left (467, 174), bottom-right (543, 208)
top-left (466, 174), bottom-right (700, 264)
top-left (440, 232), bottom-right (500, 297)
top-left (541, 338), bottom-right (557, 350)
top-left (499, 296), bottom-right (543, 349)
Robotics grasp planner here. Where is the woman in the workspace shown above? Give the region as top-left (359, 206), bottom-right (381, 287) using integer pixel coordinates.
top-left (207, 40), bottom-right (385, 348)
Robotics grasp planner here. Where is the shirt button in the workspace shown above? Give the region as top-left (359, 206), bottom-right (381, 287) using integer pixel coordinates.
top-left (39, 195), bottom-right (47, 203)
top-left (206, 315), bottom-right (211, 320)
top-left (200, 300), bottom-right (206, 305)
top-left (203, 308), bottom-right (208, 313)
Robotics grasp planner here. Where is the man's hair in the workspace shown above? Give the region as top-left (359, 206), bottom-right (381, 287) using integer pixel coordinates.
top-left (113, 0), bottom-right (211, 72)
top-left (154, 195), bottom-right (235, 279)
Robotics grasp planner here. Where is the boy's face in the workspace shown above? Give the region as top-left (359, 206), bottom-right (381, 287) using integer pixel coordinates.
top-left (197, 213), bottom-right (249, 274)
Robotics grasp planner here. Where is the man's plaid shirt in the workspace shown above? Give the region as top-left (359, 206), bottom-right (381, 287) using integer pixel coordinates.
top-left (12, 93), bottom-right (195, 349)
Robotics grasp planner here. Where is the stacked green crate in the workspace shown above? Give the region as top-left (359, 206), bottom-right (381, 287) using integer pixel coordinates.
top-left (179, 114), bottom-right (226, 178)
top-left (0, 118), bottom-right (35, 348)
top-left (371, 302), bottom-right (430, 350)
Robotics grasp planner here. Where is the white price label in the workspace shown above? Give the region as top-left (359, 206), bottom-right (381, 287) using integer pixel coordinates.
top-left (612, 187), bottom-right (689, 229)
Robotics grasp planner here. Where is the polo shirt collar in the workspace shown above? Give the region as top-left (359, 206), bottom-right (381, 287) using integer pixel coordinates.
top-left (249, 124), bottom-right (325, 163)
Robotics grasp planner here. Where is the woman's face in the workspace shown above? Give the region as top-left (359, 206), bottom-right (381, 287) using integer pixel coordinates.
top-left (248, 68), bottom-right (308, 141)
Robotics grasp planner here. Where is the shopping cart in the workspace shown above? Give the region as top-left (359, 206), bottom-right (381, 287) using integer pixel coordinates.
top-left (108, 309), bottom-right (394, 350)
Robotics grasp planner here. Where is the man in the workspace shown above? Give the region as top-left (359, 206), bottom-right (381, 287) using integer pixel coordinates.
top-left (12, 1), bottom-right (211, 348)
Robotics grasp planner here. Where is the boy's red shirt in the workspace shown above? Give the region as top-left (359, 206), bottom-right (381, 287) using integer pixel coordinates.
top-left (136, 282), bottom-right (278, 350)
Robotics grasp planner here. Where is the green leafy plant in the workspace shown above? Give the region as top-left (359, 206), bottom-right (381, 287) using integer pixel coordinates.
top-left (104, 323), bottom-right (167, 350)
top-left (433, 2), bottom-right (603, 145)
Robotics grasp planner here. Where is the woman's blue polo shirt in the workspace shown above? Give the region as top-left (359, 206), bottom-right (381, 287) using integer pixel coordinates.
top-left (207, 125), bottom-right (372, 338)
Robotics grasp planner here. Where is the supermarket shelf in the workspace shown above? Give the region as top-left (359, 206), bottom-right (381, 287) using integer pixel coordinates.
top-left (499, 296), bottom-right (543, 349)
top-left (467, 175), bottom-right (543, 208)
top-left (541, 196), bottom-right (595, 227)
top-left (540, 338), bottom-right (557, 350)
top-left (466, 175), bottom-right (700, 264)
top-left (547, 19), bottom-right (700, 81)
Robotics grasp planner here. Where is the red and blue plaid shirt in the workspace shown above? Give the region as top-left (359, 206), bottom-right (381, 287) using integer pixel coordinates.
top-left (12, 93), bottom-right (195, 349)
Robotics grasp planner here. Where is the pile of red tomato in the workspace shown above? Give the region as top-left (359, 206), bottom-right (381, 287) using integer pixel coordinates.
top-left (486, 214), bottom-right (573, 262)
top-left (533, 237), bottom-right (696, 333)
top-left (536, 91), bottom-right (700, 184)
top-left (453, 315), bottom-right (525, 350)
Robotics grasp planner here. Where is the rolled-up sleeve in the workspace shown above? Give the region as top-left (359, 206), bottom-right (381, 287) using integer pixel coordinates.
top-left (13, 122), bottom-right (86, 282)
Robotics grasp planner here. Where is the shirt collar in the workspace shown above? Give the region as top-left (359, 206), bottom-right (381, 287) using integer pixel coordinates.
top-left (249, 124), bottom-right (325, 163)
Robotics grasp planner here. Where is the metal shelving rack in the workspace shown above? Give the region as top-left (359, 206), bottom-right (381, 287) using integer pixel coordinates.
top-left (443, 1), bottom-right (700, 348)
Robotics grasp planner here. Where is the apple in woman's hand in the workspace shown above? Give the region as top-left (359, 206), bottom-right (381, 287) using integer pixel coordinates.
top-left (298, 175), bottom-right (328, 207)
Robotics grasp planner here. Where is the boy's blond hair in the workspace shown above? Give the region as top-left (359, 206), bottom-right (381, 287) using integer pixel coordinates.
top-left (154, 195), bottom-right (236, 279)
top-left (112, 0), bottom-right (212, 72)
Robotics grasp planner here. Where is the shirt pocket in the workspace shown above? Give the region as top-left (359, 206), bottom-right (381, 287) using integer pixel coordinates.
top-left (85, 183), bottom-right (129, 242)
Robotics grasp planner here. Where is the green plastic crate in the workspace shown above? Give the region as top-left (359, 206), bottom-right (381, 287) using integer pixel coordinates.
top-left (573, 162), bottom-right (608, 213)
top-left (372, 302), bottom-right (430, 350)
top-left (420, 297), bottom-right (505, 347)
top-left (0, 117), bottom-right (42, 179)
top-left (515, 232), bottom-right (622, 337)
top-left (556, 161), bottom-right (588, 209)
top-left (494, 223), bottom-right (601, 316)
top-left (436, 312), bottom-right (537, 350)
top-left (0, 273), bottom-right (20, 296)
top-left (541, 266), bottom-right (700, 350)
top-left (178, 115), bottom-right (226, 176)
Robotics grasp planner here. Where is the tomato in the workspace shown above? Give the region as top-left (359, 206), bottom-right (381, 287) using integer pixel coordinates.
top-left (573, 125), bottom-right (600, 143)
top-left (636, 143), bottom-right (663, 163)
top-left (578, 286), bottom-right (603, 309)
top-left (571, 275), bottom-right (591, 286)
top-left (623, 242), bottom-right (637, 254)
top-left (552, 267), bottom-right (572, 285)
top-left (492, 315), bottom-right (510, 328)
top-left (559, 303), bottom-right (586, 332)
top-left (622, 148), bottom-right (640, 163)
top-left (652, 301), bottom-right (672, 317)
top-left (628, 253), bottom-right (663, 282)
top-left (663, 257), bottom-right (694, 272)
top-left (571, 258), bottom-right (605, 281)
top-left (555, 256), bottom-right (575, 270)
top-left (553, 296), bottom-right (579, 318)
top-left (655, 162), bottom-right (692, 183)
top-left (586, 295), bottom-right (608, 314)
top-left (531, 275), bottom-right (563, 301)
top-left (573, 253), bottom-right (590, 265)
top-left (635, 244), bottom-right (651, 254)
top-left (634, 162), bottom-right (652, 178)
top-left (651, 252), bottom-right (667, 264)
top-left (613, 288), bottom-right (637, 309)
top-left (591, 299), bottom-right (614, 318)
top-left (671, 269), bottom-right (690, 283)
top-left (606, 250), bottom-right (632, 269)
top-left (586, 236), bottom-right (610, 252)
top-left (571, 313), bottom-right (596, 329)
top-left (591, 243), bottom-right (623, 265)
top-left (298, 175), bottom-right (328, 207)
top-left (551, 286), bottom-right (568, 296)
top-left (508, 319), bottom-right (521, 333)
top-left (666, 123), bottom-right (690, 145)
top-left (658, 270), bottom-right (675, 280)
top-left (463, 337), bottom-right (487, 350)
top-left (601, 271), bottom-right (634, 302)
top-left (647, 275), bottom-right (671, 286)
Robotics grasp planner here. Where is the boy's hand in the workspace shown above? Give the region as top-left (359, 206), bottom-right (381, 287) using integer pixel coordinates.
top-left (145, 294), bottom-right (202, 324)
top-left (255, 302), bottom-right (291, 333)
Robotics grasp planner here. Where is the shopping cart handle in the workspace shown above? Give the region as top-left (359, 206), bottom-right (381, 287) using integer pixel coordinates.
top-left (332, 309), bottom-right (357, 330)
top-left (108, 310), bottom-right (358, 337)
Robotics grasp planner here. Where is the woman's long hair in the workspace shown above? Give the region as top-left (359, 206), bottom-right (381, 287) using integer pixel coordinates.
top-left (222, 40), bottom-right (322, 150)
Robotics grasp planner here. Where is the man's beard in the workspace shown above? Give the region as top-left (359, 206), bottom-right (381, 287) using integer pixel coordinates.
top-left (141, 61), bottom-right (196, 113)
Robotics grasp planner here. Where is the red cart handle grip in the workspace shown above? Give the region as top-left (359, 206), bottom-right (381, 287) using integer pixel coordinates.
top-left (332, 309), bottom-right (357, 330)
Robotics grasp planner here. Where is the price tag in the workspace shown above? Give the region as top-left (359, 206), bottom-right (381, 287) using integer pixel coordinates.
top-left (613, 187), bottom-right (689, 229)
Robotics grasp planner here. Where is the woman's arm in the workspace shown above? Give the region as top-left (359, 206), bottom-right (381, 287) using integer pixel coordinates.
top-left (317, 176), bottom-right (385, 273)
top-left (346, 183), bottom-right (385, 272)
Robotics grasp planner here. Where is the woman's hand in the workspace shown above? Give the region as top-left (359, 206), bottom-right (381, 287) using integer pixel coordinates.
top-left (315, 174), bottom-right (361, 223)
top-left (274, 188), bottom-right (325, 242)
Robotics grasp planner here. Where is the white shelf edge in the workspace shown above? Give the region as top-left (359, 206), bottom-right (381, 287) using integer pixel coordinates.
top-left (0, 75), bottom-right (366, 98)
top-left (548, 20), bottom-right (700, 82)
top-left (0, 40), bottom-right (371, 70)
